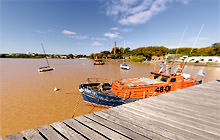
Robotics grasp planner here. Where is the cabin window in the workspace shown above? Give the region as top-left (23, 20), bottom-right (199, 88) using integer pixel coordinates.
top-left (160, 77), bottom-right (168, 82)
top-left (208, 59), bottom-right (212, 61)
top-left (201, 59), bottom-right (204, 61)
top-left (153, 75), bottom-right (159, 79)
top-left (170, 78), bottom-right (176, 82)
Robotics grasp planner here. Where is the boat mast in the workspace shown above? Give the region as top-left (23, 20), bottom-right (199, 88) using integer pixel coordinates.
top-left (41, 43), bottom-right (50, 67)
top-left (170, 26), bottom-right (188, 73)
top-left (177, 24), bottom-right (205, 74)
top-left (174, 25), bottom-right (188, 62)
top-left (191, 24), bottom-right (205, 54)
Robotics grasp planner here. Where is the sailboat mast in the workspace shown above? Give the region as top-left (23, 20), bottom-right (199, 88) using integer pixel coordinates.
top-left (180, 24), bottom-right (205, 73)
top-left (41, 43), bottom-right (50, 67)
top-left (191, 24), bottom-right (204, 54)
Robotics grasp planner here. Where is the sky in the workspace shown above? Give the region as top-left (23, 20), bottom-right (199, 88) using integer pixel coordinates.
top-left (1, 0), bottom-right (219, 55)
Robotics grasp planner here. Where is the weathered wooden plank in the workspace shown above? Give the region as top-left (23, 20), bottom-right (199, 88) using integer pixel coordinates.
top-left (147, 96), bottom-right (220, 120)
top-left (180, 84), bottom-right (220, 94)
top-left (120, 105), bottom-right (220, 140)
top-left (171, 87), bottom-right (220, 99)
top-left (5, 133), bottom-right (23, 140)
top-left (124, 102), bottom-right (220, 136)
top-left (75, 116), bottom-right (129, 140)
top-left (182, 89), bottom-right (220, 98)
top-left (151, 94), bottom-right (219, 113)
top-left (102, 108), bottom-right (192, 140)
top-left (50, 121), bottom-right (85, 140)
top-left (167, 90), bottom-right (220, 104)
top-left (154, 91), bottom-right (220, 110)
top-left (21, 129), bottom-right (44, 140)
top-left (95, 111), bottom-right (171, 140)
top-left (195, 81), bottom-right (220, 88)
top-left (104, 106), bottom-right (213, 139)
top-left (171, 84), bottom-right (219, 95)
top-left (200, 81), bottom-right (220, 89)
top-left (146, 95), bottom-right (219, 118)
top-left (85, 113), bottom-right (148, 139)
top-left (63, 119), bottom-right (106, 140)
top-left (37, 125), bottom-right (65, 140)
top-left (135, 100), bottom-right (220, 129)
top-left (141, 97), bottom-right (219, 123)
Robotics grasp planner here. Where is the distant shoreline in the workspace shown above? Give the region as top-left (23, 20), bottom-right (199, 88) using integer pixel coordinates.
top-left (1, 58), bottom-right (219, 67)
top-left (103, 59), bottom-right (220, 67)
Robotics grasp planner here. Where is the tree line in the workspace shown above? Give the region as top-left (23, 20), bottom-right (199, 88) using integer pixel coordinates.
top-left (1, 43), bottom-right (219, 61)
top-left (0, 53), bottom-right (86, 59)
top-left (89, 42), bottom-right (220, 62)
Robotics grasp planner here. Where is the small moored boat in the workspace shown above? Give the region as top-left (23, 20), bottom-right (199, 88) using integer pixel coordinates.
top-left (120, 63), bottom-right (130, 70)
top-left (93, 59), bottom-right (105, 65)
top-left (38, 66), bottom-right (54, 72)
top-left (38, 43), bottom-right (54, 72)
top-left (79, 78), bottom-right (124, 108)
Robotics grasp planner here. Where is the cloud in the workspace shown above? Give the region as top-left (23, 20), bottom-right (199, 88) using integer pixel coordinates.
top-left (92, 37), bottom-right (107, 41)
top-left (198, 37), bottom-right (209, 41)
top-left (104, 32), bottom-right (119, 38)
top-left (35, 29), bottom-right (53, 33)
top-left (110, 27), bottom-right (132, 32)
top-left (71, 35), bottom-right (88, 40)
top-left (92, 41), bottom-right (102, 46)
top-left (187, 37), bottom-right (209, 42)
top-left (120, 28), bottom-right (132, 32)
top-left (111, 27), bottom-right (119, 30)
top-left (62, 29), bottom-right (76, 35)
top-left (104, 0), bottom-right (188, 25)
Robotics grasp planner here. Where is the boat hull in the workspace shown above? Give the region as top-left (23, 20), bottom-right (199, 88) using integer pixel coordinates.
top-left (120, 64), bottom-right (130, 70)
top-left (120, 66), bottom-right (130, 70)
top-left (81, 92), bottom-right (123, 108)
top-left (93, 63), bottom-right (105, 65)
top-left (79, 84), bottom-right (124, 108)
top-left (38, 67), bottom-right (54, 72)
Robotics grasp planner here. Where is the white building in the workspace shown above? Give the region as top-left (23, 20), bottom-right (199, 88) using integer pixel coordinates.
top-left (181, 56), bottom-right (220, 63)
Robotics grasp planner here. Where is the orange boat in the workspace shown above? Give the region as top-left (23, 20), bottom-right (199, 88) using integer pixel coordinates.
top-left (112, 57), bottom-right (201, 100)
top-left (79, 57), bottom-right (202, 108)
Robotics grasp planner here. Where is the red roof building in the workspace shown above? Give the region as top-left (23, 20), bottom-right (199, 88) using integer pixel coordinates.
top-left (151, 56), bottom-right (163, 61)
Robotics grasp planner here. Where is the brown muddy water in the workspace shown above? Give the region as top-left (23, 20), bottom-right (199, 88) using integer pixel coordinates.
top-left (0, 58), bottom-right (220, 136)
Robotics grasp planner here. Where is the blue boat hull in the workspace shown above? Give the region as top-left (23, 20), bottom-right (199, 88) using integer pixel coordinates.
top-left (79, 83), bottom-right (124, 108)
top-left (81, 92), bottom-right (124, 108)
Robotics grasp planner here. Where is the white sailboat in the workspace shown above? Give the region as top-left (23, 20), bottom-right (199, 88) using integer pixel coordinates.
top-left (120, 57), bottom-right (130, 70)
top-left (38, 43), bottom-right (54, 72)
top-left (120, 40), bottom-right (130, 70)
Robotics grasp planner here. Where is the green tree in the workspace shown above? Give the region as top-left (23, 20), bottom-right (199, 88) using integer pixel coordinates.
top-left (131, 55), bottom-right (146, 62)
top-left (67, 54), bottom-right (74, 59)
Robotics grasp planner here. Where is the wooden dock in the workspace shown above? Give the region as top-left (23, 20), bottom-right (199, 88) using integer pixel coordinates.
top-left (2, 80), bottom-right (220, 140)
